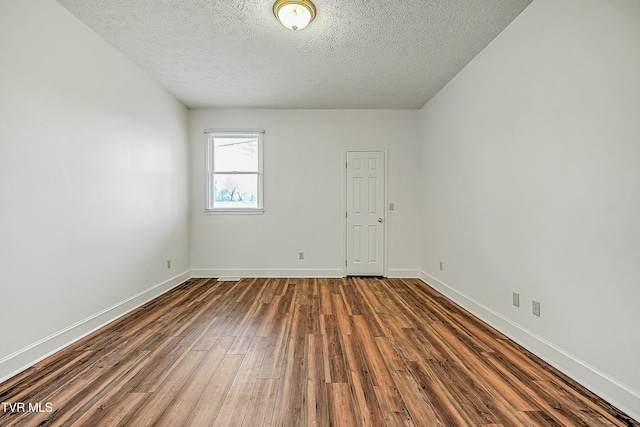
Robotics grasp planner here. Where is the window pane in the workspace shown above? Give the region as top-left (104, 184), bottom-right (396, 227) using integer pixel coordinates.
top-left (214, 136), bottom-right (258, 172)
top-left (213, 174), bottom-right (258, 208)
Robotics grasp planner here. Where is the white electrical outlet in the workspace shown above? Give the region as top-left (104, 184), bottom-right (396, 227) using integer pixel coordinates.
top-left (533, 300), bottom-right (541, 317)
top-left (299, 252), bottom-right (304, 260)
top-left (389, 203), bottom-right (395, 211)
top-left (167, 259), bottom-right (171, 269)
top-left (513, 292), bottom-right (520, 307)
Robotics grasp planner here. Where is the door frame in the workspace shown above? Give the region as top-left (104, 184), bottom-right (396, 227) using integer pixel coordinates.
top-left (342, 149), bottom-right (389, 277)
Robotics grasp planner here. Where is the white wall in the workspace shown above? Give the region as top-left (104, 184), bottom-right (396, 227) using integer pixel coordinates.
top-left (419, 0), bottom-right (640, 418)
top-left (3, 0), bottom-right (637, 418)
top-left (190, 109), bottom-right (421, 277)
top-left (0, 0), bottom-right (190, 380)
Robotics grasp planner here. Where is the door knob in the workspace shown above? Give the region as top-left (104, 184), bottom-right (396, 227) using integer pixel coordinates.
top-left (378, 218), bottom-right (383, 223)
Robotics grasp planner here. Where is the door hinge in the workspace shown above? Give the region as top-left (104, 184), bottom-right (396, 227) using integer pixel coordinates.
top-left (345, 162), bottom-right (348, 169)
top-left (345, 211), bottom-right (348, 218)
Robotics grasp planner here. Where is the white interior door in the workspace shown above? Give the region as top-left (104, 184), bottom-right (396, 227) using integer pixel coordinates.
top-left (345, 151), bottom-right (385, 276)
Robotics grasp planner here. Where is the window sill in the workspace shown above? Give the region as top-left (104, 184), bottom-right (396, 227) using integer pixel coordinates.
top-left (205, 209), bottom-right (265, 215)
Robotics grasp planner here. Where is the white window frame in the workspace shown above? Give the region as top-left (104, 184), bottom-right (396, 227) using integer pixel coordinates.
top-left (204, 129), bottom-right (264, 214)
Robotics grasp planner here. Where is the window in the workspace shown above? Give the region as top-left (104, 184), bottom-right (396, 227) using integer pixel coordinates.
top-left (205, 129), bottom-right (264, 212)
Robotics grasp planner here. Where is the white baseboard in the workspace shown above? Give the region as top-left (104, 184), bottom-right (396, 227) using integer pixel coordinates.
top-left (191, 268), bottom-right (344, 278)
top-left (386, 268), bottom-right (421, 278)
top-left (192, 268), bottom-right (421, 279)
top-left (0, 270), bottom-right (192, 384)
top-left (418, 270), bottom-right (640, 422)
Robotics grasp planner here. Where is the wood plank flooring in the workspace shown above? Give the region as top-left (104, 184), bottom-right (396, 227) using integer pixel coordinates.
top-left (1, 277), bottom-right (637, 426)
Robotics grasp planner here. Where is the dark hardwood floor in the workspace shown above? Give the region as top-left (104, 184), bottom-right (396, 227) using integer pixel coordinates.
top-left (0, 277), bottom-right (637, 426)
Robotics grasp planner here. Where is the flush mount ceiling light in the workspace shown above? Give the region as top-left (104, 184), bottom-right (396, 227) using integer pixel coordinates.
top-left (273, 0), bottom-right (316, 31)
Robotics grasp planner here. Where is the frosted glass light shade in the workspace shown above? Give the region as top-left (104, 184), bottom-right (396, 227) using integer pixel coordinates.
top-left (273, 0), bottom-right (316, 31)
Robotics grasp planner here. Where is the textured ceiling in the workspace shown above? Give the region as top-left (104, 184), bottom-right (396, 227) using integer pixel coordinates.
top-left (55, 0), bottom-right (532, 109)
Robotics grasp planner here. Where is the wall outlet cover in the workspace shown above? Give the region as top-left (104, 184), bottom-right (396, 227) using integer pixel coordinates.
top-left (533, 300), bottom-right (541, 317)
